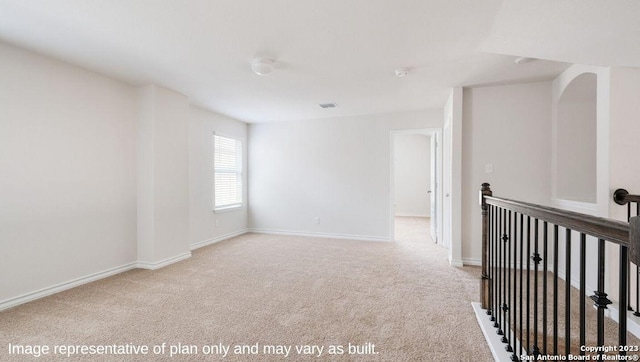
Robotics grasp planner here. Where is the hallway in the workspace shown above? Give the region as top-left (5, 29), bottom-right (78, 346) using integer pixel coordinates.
top-left (394, 216), bottom-right (434, 245)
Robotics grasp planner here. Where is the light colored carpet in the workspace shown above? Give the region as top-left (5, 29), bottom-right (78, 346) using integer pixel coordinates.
top-left (0, 217), bottom-right (493, 361)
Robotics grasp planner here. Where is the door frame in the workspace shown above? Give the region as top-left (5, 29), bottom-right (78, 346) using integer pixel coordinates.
top-left (389, 128), bottom-right (443, 244)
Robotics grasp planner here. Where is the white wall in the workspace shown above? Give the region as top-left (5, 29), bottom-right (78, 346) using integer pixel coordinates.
top-left (550, 66), bottom-right (609, 299)
top-left (0, 41), bottom-right (251, 310)
top-left (550, 66), bottom-right (640, 309)
top-left (136, 85), bottom-right (191, 268)
top-left (0, 42), bottom-right (137, 305)
top-left (248, 110), bottom-right (442, 241)
top-left (394, 134), bottom-right (431, 217)
top-left (551, 64), bottom-right (611, 217)
top-left (189, 106), bottom-right (248, 248)
top-left (461, 81), bottom-right (552, 264)
top-left (605, 67), bottom-right (640, 305)
top-left (556, 73), bottom-right (597, 203)
top-left (609, 67), bottom-right (640, 221)
top-left (443, 88), bottom-right (463, 265)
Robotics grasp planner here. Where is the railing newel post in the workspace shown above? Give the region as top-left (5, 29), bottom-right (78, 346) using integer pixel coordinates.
top-left (480, 183), bottom-right (492, 310)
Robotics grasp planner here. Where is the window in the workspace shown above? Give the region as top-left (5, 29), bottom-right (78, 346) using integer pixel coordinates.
top-left (213, 134), bottom-right (243, 211)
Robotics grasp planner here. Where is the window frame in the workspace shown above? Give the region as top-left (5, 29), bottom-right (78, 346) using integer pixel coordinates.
top-left (212, 133), bottom-right (244, 213)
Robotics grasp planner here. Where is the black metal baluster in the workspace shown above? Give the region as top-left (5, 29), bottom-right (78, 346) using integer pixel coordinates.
top-left (590, 239), bottom-right (611, 360)
top-left (510, 212), bottom-right (517, 359)
top-left (494, 206), bottom-right (500, 327)
top-left (510, 211), bottom-right (518, 361)
top-left (635, 262), bottom-right (639, 317)
top-left (629, 203), bottom-right (634, 313)
top-left (491, 206), bottom-right (498, 328)
top-left (519, 213), bottom-right (524, 358)
top-left (505, 210), bottom-right (512, 351)
top-left (553, 224), bottom-right (558, 355)
top-left (531, 218), bottom-right (540, 357)
top-left (565, 228), bottom-right (571, 356)
top-left (620, 245), bottom-right (628, 355)
top-left (487, 205), bottom-right (493, 321)
top-left (526, 216), bottom-right (531, 355)
top-left (498, 208), bottom-right (504, 336)
top-left (628, 203), bottom-right (640, 317)
top-left (501, 208), bottom-right (508, 343)
top-left (579, 233), bottom-right (586, 356)
top-left (627, 202), bottom-right (640, 317)
top-left (543, 222), bottom-right (548, 355)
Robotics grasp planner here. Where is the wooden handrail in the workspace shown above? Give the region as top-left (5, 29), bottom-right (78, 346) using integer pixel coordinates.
top-left (480, 183), bottom-right (639, 268)
top-left (484, 196), bottom-right (629, 247)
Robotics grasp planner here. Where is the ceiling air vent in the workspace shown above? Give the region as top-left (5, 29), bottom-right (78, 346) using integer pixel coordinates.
top-left (319, 103), bottom-right (337, 109)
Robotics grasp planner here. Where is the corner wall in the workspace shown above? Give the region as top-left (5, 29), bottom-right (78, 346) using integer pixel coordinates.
top-left (461, 81), bottom-right (552, 264)
top-left (0, 41), bottom-right (249, 310)
top-left (136, 85), bottom-right (191, 268)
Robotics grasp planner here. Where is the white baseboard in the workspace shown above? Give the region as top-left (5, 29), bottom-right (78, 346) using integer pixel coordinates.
top-left (473, 297), bottom-right (640, 359)
top-left (449, 258), bottom-right (464, 267)
top-left (472, 302), bottom-right (523, 362)
top-left (248, 228), bottom-right (391, 243)
top-left (462, 258), bottom-right (481, 266)
top-left (394, 213), bottom-right (430, 218)
top-left (0, 230), bottom-right (272, 311)
top-left (601, 301), bottom-right (640, 340)
top-left (0, 262), bottom-right (137, 312)
top-left (136, 251), bottom-right (192, 270)
top-left (190, 229), bottom-right (248, 250)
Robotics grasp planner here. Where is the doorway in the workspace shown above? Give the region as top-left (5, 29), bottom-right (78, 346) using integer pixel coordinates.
top-left (390, 129), bottom-right (442, 245)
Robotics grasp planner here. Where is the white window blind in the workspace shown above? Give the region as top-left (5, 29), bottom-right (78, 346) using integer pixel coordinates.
top-left (213, 134), bottom-right (243, 211)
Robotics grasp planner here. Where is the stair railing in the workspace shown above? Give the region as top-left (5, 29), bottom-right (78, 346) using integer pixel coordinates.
top-left (479, 183), bottom-right (640, 360)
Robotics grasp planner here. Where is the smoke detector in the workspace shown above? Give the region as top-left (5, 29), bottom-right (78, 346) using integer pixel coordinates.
top-left (395, 68), bottom-right (409, 77)
top-left (251, 58), bottom-right (275, 75)
top-left (514, 57), bottom-right (536, 64)
top-left (319, 103), bottom-right (337, 109)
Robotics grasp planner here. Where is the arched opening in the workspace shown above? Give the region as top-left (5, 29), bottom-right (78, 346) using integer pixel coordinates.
top-left (556, 73), bottom-right (597, 203)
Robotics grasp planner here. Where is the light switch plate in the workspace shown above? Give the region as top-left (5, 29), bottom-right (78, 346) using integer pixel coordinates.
top-left (485, 163), bottom-right (494, 173)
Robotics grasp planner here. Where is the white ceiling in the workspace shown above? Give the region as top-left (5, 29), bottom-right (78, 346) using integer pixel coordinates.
top-left (0, 1), bottom-right (637, 123)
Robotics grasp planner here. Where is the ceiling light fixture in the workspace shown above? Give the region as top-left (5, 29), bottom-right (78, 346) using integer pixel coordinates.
top-left (514, 57), bottom-right (536, 64)
top-left (395, 68), bottom-right (409, 77)
top-left (251, 58), bottom-right (275, 75)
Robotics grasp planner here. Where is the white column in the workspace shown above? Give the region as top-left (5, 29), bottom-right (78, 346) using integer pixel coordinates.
top-left (136, 85), bottom-right (191, 268)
